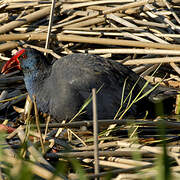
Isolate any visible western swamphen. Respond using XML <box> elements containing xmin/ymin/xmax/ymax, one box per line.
<box><xmin>1</xmin><ymin>48</ymin><xmax>177</xmax><ymax>121</ymax></box>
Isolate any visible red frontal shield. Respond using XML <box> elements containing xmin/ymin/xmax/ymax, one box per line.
<box><xmin>1</xmin><ymin>49</ymin><xmax>25</xmax><ymax>74</ymax></box>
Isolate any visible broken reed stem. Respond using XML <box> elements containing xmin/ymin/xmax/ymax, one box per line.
<box><xmin>44</xmin><ymin>115</ymin><xmax>50</xmax><ymax>143</ymax></box>
<box><xmin>24</xmin><ymin>95</ymin><xmax>33</xmax><ymax>122</ymax></box>
<box><xmin>33</xmin><ymin>96</ymin><xmax>45</xmax><ymax>154</ymax></box>
<box><xmin>92</xmin><ymin>88</ymin><xmax>100</xmax><ymax>178</ymax></box>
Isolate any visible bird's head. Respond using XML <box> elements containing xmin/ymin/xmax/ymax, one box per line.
<box><xmin>1</xmin><ymin>48</ymin><xmax>47</xmax><ymax>74</ymax></box>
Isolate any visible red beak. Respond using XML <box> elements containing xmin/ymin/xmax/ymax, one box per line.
<box><xmin>1</xmin><ymin>49</ymin><xmax>25</xmax><ymax>74</ymax></box>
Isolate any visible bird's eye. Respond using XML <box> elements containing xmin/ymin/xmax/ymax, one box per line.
<box><xmin>22</xmin><ymin>54</ymin><xmax>27</xmax><ymax>59</ymax></box>
<box><xmin>18</xmin><ymin>53</ymin><xmax>27</xmax><ymax>61</ymax></box>
<box><xmin>19</xmin><ymin>54</ymin><xmax>27</xmax><ymax>61</ymax></box>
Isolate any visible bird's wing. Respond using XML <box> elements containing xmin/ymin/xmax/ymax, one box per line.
<box><xmin>51</xmin><ymin>53</ymin><xmax>149</xmax><ymax>92</ymax></box>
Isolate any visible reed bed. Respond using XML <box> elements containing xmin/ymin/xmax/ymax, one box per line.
<box><xmin>0</xmin><ymin>0</ymin><xmax>180</xmax><ymax>179</ymax></box>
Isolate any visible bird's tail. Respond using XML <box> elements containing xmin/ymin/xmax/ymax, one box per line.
<box><xmin>148</xmin><ymin>86</ymin><xmax>179</xmax><ymax>103</ymax></box>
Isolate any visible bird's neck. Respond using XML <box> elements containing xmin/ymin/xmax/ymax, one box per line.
<box><xmin>23</xmin><ymin>67</ymin><xmax>51</xmax><ymax>99</ymax></box>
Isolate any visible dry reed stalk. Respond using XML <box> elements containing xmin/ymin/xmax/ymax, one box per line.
<box><xmin>0</xmin><ymin>42</ymin><xmax>19</xmax><ymax>52</ymax></box>
<box><xmin>63</xmin><ymin>30</ymin><xmax>144</xmax><ymax>36</ymax></box>
<box><xmin>142</xmin><ymin>32</ymin><xmax>169</xmax><ymax>43</ymax></box>
<box><xmin>44</xmin><ymin>115</ymin><xmax>50</xmax><ymax>142</ymax></box>
<box><xmin>107</xmin><ymin>156</ymin><xmax>152</xmax><ymax>166</ymax></box>
<box><xmin>140</xmin><ymin>64</ymin><xmax>159</xmax><ymax>77</ymax></box>
<box><xmin>0</xmin><ymin>33</ymin><xmax>47</xmax><ymax>41</ymax></box>
<box><xmin>45</xmin><ymin>0</ymin><xmax>56</xmax><ymax>50</ymax></box>
<box><xmin>107</xmin><ymin>13</ymin><xmax>137</xmax><ymax>28</ymax></box>
<box><xmin>116</xmin><ymin>32</ymin><xmax>153</xmax><ymax>42</ymax></box>
<box><xmin>96</xmin><ymin>159</ymin><xmax>135</xmax><ymax>169</ymax></box>
<box><xmin>64</xmin><ymin>16</ymin><xmax>106</xmax><ymax>28</ymax></box>
<box><xmin>6</xmin><ymin>126</ymin><xmax>20</xmax><ymax>140</ymax></box>
<box><xmin>46</xmin><ymin>150</ymin><xmax>153</xmax><ymax>159</ymax></box>
<box><xmin>75</xmin><ymin>141</ymin><xmax>119</xmax><ymax>151</ymax></box>
<box><xmin>63</xmin><ymin>29</ymin><xmax>169</xmax><ymax>43</ymax></box>
<box><xmin>63</xmin><ymin>27</ymin><xmax>146</xmax><ymax>31</ymax></box>
<box><xmin>164</xmin><ymin>0</ymin><xmax>180</xmax><ymax>25</ymax></box>
<box><xmin>170</xmin><ymin>62</ymin><xmax>180</xmax><ymax>75</ymax></box>
<box><xmin>77</xmin><ymin>48</ymin><xmax>180</xmax><ymax>56</ymax></box>
<box><xmin>5</xmin><ymin>2</ymin><xmax>50</xmax><ymax>9</ymax></box>
<box><xmin>113</xmin><ymin>173</ymin><xmax>156</xmax><ymax>180</ymax></box>
<box><xmin>133</xmin><ymin>64</ymin><xmax>154</xmax><ymax>74</ymax></box>
<box><xmin>86</xmin><ymin>164</ymin><xmax>153</xmax><ymax>179</ymax></box>
<box><xmin>132</xmin><ymin>19</ymin><xmax>167</xmax><ymax>28</ymax></box>
<box><xmin>155</xmin><ymin>33</ymin><xmax>180</xmax><ymax>38</ymax></box>
<box><xmin>123</xmin><ymin>57</ymin><xmax>180</xmax><ymax>65</ymax></box>
<box><xmin>33</xmin><ymin>96</ymin><xmax>45</xmax><ymax>154</ymax></box>
<box><xmin>86</xmin><ymin>5</ymin><xmax>115</xmax><ymax>11</ymax></box>
<box><xmin>168</xmin><ymin>146</ymin><xmax>180</xmax><ymax>153</ymax></box>
<box><xmin>144</xmin><ymin>76</ymin><xmax>180</xmax><ymax>88</ymax></box>
<box><xmin>92</xmin><ymin>89</ymin><xmax>99</xmax><ymax>178</ymax></box>
<box><xmin>24</xmin><ymin>94</ymin><xmax>33</xmax><ymax>118</ymax></box>
<box><xmin>56</xmin><ymin>34</ymin><xmax>180</xmax><ymax>50</ymax></box>
<box><xmin>0</xmin><ymin>13</ymin><xmax>8</xmax><ymax>23</ymax></box>
<box><xmin>62</xmin><ymin>0</ymin><xmax>133</xmax><ymax>11</ymax></box>
<box><xmin>26</xmin><ymin>119</ymin><xmax>180</xmax><ymax>129</ymax></box>
<box><xmin>23</xmin><ymin>44</ymin><xmax>61</xmax><ymax>59</ymax></box>
<box><xmin>116</xmin><ymin>141</ymin><xmax>180</xmax><ymax>165</ymax></box>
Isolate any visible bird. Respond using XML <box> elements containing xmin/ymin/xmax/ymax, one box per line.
<box><xmin>1</xmin><ymin>48</ymin><xmax>177</xmax><ymax>122</ymax></box>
